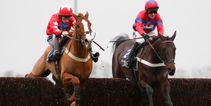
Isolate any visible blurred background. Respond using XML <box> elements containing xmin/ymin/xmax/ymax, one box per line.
<box><xmin>0</xmin><ymin>0</ymin><xmax>211</xmax><ymax>78</ymax></box>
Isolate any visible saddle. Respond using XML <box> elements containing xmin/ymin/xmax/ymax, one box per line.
<box><xmin>121</xmin><ymin>37</ymin><xmax>160</xmax><ymax>69</ymax></box>
<box><xmin>47</xmin><ymin>47</ymin><xmax>67</xmax><ymax>62</ymax></box>
<box><xmin>47</xmin><ymin>37</ymin><xmax>71</xmax><ymax>62</ymax></box>
<box><xmin>121</xmin><ymin>43</ymin><xmax>144</xmax><ymax>69</ymax></box>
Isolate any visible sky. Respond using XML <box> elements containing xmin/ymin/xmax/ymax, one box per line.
<box><xmin>0</xmin><ymin>0</ymin><xmax>211</xmax><ymax>78</ymax></box>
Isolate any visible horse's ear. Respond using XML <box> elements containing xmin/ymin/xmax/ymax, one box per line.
<box><xmin>72</xmin><ymin>13</ymin><xmax>78</xmax><ymax>21</ymax></box>
<box><xmin>171</xmin><ymin>31</ymin><xmax>176</xmax><ymax>41</ymax></box>
<box><xmin>84</xmin><ymin>12</ymin><xmax>89</xmax><ymax>19</ymax></box>
<box><xmin>75</xmin><ymin>13</ymin><xmax>84</xmax><ymax>23</ymax></box>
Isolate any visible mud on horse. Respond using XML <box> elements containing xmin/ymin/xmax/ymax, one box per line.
<box><xmin>112</xmin><ymin>31</ymin><xmax>176</xmax><ymax>106</ymax></box>
<box><xmin>26</xmin><ymin>12</ymin><xmax>94</xmax><ymax>106</ymax></box>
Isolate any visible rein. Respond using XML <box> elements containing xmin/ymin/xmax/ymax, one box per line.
<box><xmin>65</xmin><ymin>33</ymin><xmax>105</xmax><ymax>51</ymax></box>
<box><xmin>145</xmin><ymin>39</ymin><xmax>164</xmax><ymax>63</ymax></box>
<box><xmin>109</xmin><ymin>37</ymin><xmax>143</xmax><ymax>43</ymax></box>
<box><xmin>142</xmin><ymin>38</ymin><xmax>174</xmax><ymax>67</ymax></box>
<box><xmin>135</xmin><ymin>39</ymin><xmax>166</xmax><ymax>68</ymax></box>
<box><xmin>109</xmin><ymin>32</ymin><xmax>143</xmax><ymax>43</ymax></box>
<box><xmin>64</xmin><ymin>34</ymin><xmax>81</xmax><ymax>41</ymax></box>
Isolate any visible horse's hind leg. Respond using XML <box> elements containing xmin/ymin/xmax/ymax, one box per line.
<box><xmin>161</xmin><ymin>81</ymin><xmax>173</xmax><ymax>106</ymax></box>
<box><xmin>112</xmin><ymin>66</ymin><xmax>126</xmax><ymax>79</ymax></box>
<box><xmin>139</xmin><ymin>80</ymin><xmax>154</xmax><ymax>106</ymax></box>
<box><xmin>26</xmin><ymin>53</ymin><xmax>48</xmax><ymax>77</ymax></box>
<box><xmin>112</xmin><ymin>57</ymin><xmax>126</xmax><ymax>79</ymax></box>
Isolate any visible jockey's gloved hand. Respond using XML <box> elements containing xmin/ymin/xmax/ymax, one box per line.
<box><xmin>62</xmin><ymin>31</ymin><xmax>69</xmax><ymax>36</ymax></box>
<box><xmin>159</xmin><ymin>35</ymin><xmax>166</xmax><ymax>41</ymax></box>
<box><xmin>143</xmin><ymin>34</ymin><xmax>150</xmax><ymax>41</ymax></box>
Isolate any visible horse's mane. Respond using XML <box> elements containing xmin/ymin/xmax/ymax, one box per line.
<box><xmin>111</xmin><ymin>33</ymin><xmax>130</xmax><ymax>52</ymax></box>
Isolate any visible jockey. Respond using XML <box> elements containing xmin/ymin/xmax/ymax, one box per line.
<box><xmin>127</xmin><ymin>0</ymin><xmax>164</xmax><ymax>69</ymax></box>
<box><xmin>46</xmin><ymin>5</ymin><xmax>99</xmax><ymax>62</ymax></box>
<box><xmin>46</xmin><ymin>5</ymin><xmax>75</xmax><ymax>61</ymax></box>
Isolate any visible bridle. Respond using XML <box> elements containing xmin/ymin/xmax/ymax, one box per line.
<box><xmin>136</xmin><ymin>37</ymin><xmax>175</xmax><ymax>68</ymax></box>
<box><xmin>66</xmin><ymin>17</ymin><xmax>95</xmax><ymax>50</ymax></box>
<box><xmin>148</xmin><ymin>38</ymin><xmax>175</xmax><ymax>65</ymax></box>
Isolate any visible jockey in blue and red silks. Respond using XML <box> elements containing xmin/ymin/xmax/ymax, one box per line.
<box><xmin>46</xmin><ymin>5</ymin><xmax>75</xmax><ymax>62</ymax></box>
<box><xmin>46</xmin><ymin>5</ymin><xmax>99</xmax><ymax>62</ymax></box>
<box><xmin>127</xmin><ymin>0</ymin><xmax>164</xmax><ymax>69</ymax></box>
<box><xmin>134</xmin><ymin>0</ymin><xmax>164</xmax><ymax>37</ymax></box>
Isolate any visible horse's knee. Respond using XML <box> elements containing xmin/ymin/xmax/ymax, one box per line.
<box><xmin>145</xmin><ymin>84</ymin><xmax>154</xmax><ymax>95</ymax></box>
<box><xmin>62</xmin><ymin>72</ymin><xmax>80</xmax><ymax>87</ymax></box>
<box><xmin>139</xmin><ymin>81</ymin><xmax>154</xmax><ymax>95</ymax></box>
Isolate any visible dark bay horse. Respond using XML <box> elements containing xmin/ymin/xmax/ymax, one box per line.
<box><xmin>112</xmin><ymin>32</ymin><xmax>176</xmax><ymax>106</ymax></box>
<box><xmin>26</xmin><ymin>12</ymin><xmax>94</xmax><ymax>106</ymax></box>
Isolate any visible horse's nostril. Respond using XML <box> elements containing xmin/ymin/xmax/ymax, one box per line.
<box><xmin>169</xmin><ymin>69</ymin><xmax>175</xmax><ymax>76</ymax></box>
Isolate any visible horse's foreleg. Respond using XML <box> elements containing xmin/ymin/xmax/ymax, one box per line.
<box><xmin>73</xmin><ymin>85</ymin><xmax>80</xmax><ymax>104</ymax></box>
<box><xmin>139</xmin><ymin>80</ymin><xmax>154</xmax><ymax>106</ymax></box>
<box><xmin>62</xmin><ymin>72</ymin><xmax>80</xmax><ymax>105</ymax></box>
<box><xmin>161</xmin><ymin>81</ymin><xmax>173</xmax><ymax>106</ymax></box>
<box><xmin>62</xmin><ymin>72</ymin><xmax>80</xmax><ymax>87</ymax></box>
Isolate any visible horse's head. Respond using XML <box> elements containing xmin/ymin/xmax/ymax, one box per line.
<box><xmin>155</xmin><ymin>31</ymin><xmax>176</xmax><ymax>75</ymax></box>
<box><xmin>72</xmin><ymin>12</ymin><xmax>95</xmax><ymax>49</ymax></box>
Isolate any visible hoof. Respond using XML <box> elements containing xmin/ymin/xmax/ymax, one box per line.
<box><xmin>70</xmin><ymin>101</ymin><xmax>79</xmax><ymax>106</ymax></box>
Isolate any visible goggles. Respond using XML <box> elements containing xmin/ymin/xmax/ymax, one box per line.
<box><xmin>61</xmin><ymin>16</ymin><xmax>71</xmax><ymax>20</ymax></box>
<box><xmin>148</xmin><ymin>8</ymin><xmax>158</xmax><ymax>14</ymax></box>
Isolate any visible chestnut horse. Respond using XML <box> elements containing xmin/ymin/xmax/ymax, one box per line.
<box><xmin>26</xmin><ymin>12</ymin><xmax>94</xmax><ymax>106</ymax></box>
<box><xmin>112</xmin><ymin>31</ymin><xmax>176</xmax><ymax>106</ymax></box>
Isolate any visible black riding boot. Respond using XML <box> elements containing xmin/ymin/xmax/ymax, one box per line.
<box><xmin>127</xmin><ymin>42</ymin><xmax>141</xmax><ymax>69</ymax></box>
<box><xmin>53</xmin><ymin>42</ymin><xmax>61</xmax><ymax>60</ymax></box>
<box><xmin>59</xmin><ymin>36</ymin><xmax>70</xmax><ymax>53</ymax></box>
<box><xmin>89</xmin><ymin>48</ymin><xmax>100</xmax><ymax>63</ymax></box>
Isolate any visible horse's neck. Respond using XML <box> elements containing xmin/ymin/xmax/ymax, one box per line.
<box><xmin>141</xmin><ymin>46</ymin><xmax>160</xmax><ymax>63</ymax></box>
<box><xmin>68</xmin><ymin>39</ymin><xmax>89</xmax><ymax>58</ymax></box>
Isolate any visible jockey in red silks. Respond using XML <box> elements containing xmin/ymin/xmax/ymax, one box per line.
<box><xmin>46</xmin><ymin>5</ymin><xmax>99</xmax><ymax>62</ymax></box>
<box><xmin>46</xmin><ymin>5</ymin><xmax>75</xmax><ymax>62</ymax></box>
<box><xmin>127</xmin><ymin>0</ymin><xmax>164</xmax><ymax>69</ymax></box>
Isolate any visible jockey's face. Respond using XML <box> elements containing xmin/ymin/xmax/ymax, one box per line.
<box><xmin>148</xmin><ymin>12</ymin><xmax>156</xmax><ymax>19</ymax></box>
<box><xmin>147</xmin><ymin>8</ymin><xmax>158</xmax><ymax>19</ymax></box>
<box><xmin>61</xmin><ymin>16</ymin><xmax>71</xmax><ymax>24</ymax></box>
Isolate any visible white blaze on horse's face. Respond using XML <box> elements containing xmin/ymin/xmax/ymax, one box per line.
<box><xmin>82</xmin><ymin>19</ymin><xmax>92</xmax><ymax>42</ymax></box>
<box><xmin>82</xmin><ymin>19</ymin><xmax>89</xmax><ymax>33</ymax></box>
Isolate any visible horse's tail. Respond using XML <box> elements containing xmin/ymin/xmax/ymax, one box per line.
<box><xmin>111</xmin><ymin>33</ymin><xmax>130</xmax><ymax>53</ymax></box>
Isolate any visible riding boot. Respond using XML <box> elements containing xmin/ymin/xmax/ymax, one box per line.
<box><xmin>89</xmin><ymin>48</ymin><xmax>100</xmax><ymax>62</ymax></box>
<box><xmin>59</xmin><ymin>36</ymin><xmax>70</xmax><ymax>53</ymax></box>
<box><xmin>53</xmin><ymin>42</ymin><xmax>60</xmax><ymax>60</ymax></box>
<box><xmin>127</xmin><ymin>42</ymin><xmax>141</xmax><ymax>69</ymax></box>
